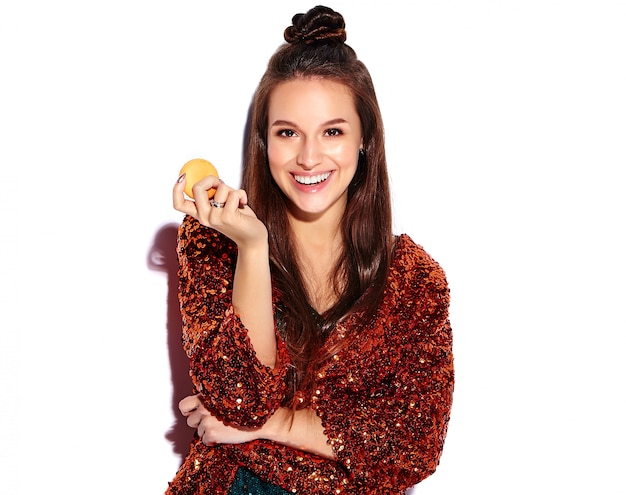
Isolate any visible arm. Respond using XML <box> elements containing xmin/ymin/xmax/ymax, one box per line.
<box><xmin>173</xmin><ymin>175</ymin><xmax>287</xmax><ymax>427</ymax></box>
<box><xmin>175</xmin><ymin>174</ymin><xmax>277</xmax><ymax>368</ymax></box>
<box><xmin>176</xmin><ymin>215</ymin><xmax>289</xmax><ymax>427</ymax></box>
<box><xmin>232</xmin><ymin>238</ymin><xmax>276</xmax><ymax>367</ymax></box>
<box><xmin>180</xmin><ymin>395</ymin><xmax>336</xmax><ymax>460</ymax></box>
<box><xmin>324</xmin><ymin>320</ymin><xmax>454</xmax><ymax>488</ymax></box>
<box><xmin>315</xmin><ymin>240</ymin><xmax>454</xmax><ymax>490</ymax></box>
<box><xmin>262</xmin><ymin>407</ymin><xmax>336</xmax><ymax>459</ymax></box>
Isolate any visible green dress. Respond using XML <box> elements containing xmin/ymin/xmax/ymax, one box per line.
<box><xmin>227</xmin><ymin>468</ymin><xmax>290</xmax><ymax>495</ymax></box>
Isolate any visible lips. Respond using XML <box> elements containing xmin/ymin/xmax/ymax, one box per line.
<box><xmin>293</xmin><ymin>172</ymin><xmax>332</xmax><ymax>185</ymax></box>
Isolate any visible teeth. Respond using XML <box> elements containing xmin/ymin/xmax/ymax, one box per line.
<box><xmin>294</xmin><ymin>172</ymin><xmax>331</xmax><ymax>185</ymax></box>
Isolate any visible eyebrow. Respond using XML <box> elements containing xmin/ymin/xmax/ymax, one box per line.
<box><xmin>270</xmin><ymin>118</ymin><xmax>350</xmax><ymax>128</ymax></box>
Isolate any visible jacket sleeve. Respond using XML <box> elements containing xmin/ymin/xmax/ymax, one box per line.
<box><xmin>177</xmin><ymin>215</ymin><xmax>289</xmax><ymax>428</ymax></box>
<box><xmin>314</xmin><ymin>238</ymin><xmax>454</xmax><ymax>491</ymax></box>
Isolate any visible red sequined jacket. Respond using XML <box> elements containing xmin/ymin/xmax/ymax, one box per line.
<box><xmin>166</xmin><ymin>215</ymin><xmax>454</xmax><ymax>495</ymax></box>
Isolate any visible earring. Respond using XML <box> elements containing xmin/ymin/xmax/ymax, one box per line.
<box><xmin>359</xmin><ymin>148</ymin><xmax>365</xmax><ymax>157</ymax></box>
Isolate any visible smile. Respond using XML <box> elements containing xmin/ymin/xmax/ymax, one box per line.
<box><xmin>293</xmin><ymin>172</ymin><xmax>331</xmax><ymax>185</ymax></box>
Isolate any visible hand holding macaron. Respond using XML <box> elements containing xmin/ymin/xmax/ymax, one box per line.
<box><xmin>173</xmin><ymin>158</ymin><xmax>268</xmax><ymax>248</ymax></box>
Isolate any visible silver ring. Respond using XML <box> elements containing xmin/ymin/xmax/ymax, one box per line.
<box><xmin>210</xmin><ymin>199</ymin><xmax>225</xmax><ymax>208</ymax></box>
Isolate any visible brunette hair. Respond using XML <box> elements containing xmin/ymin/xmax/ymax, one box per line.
<box><xmin>241</xmin><ymin>5</ymin><xmax>394</xmax><ymax>404</ymax></box>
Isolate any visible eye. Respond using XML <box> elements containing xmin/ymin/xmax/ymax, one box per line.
<box><xmin>277</xmin><ymin>129</ymin><xmax>297</xmax><ymax>137</ymax></box>
<box><xmin>325</xmin><ymin>128</ymin><xmax>343</xmax><ymax>137</ymax></box>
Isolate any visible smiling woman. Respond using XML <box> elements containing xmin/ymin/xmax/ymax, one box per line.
<box><xmin>168</xmin><ymin>5</ymin><xmax>453</xmax><ymax>494</ymax></box>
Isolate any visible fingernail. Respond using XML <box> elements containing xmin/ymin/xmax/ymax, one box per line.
<box><xmin>177</xmin><ymin>173</ymin><xmax>186</xmax><ymax>183</ymax></box>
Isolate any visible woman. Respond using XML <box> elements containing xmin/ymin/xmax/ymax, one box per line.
<box><xmin>168</xmin><ymin>6</ymin><xmax>454</xmax><ymax>494</ymax></box>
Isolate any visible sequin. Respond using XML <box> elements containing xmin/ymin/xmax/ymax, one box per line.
<box><xmin>166</xmin><ymin>216</ymin><xmax>454</xmax><ymax>495</ymax></box>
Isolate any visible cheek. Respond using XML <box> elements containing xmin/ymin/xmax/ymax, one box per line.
<box><xmin>267</xmin><ymin>138</ymin><xmax>294</xmax><ymax>169</ymax></box>
<box><xmin>327</xmin><ymin>136</ymin><xmax>360</xmax><ymax>158</ymax></box>
<box><xmin>266</xmin><ymin>136</ymin><xmax>281</xmax><ymax>161</ymax></box>
<box><xmin>331</xmin><ymin>142</ymin><xmax>360</xmax><ymax>166</ymax></box>
<box><xmin>266</xmin><ymin>143</ymin><xmax>283</xmax><ymax>182</ymax></box>
<box><xmin>266</xmin><ymin>144</ymin><xmax>278</xmax><ymax>173</ymax></box>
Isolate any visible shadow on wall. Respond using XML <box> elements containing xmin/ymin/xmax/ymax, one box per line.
<box><xmin>148</xmin><ymin>222</ymin><xmax>195</xmax><ymax>464</ymax></box>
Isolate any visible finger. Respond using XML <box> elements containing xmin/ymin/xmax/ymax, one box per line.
<box><xmin>173</xmin><ymin>174</ymin><xmax>199</xmax><ymax>217</ymax></box>
<box><xmin>201</xmin><ymin>434</ymin><xmax>215</xmax><ymax>446</ymax></box>
<box><xmin>199</xmin><ymin>424</ymin><xmax>215</xmax><ymax>446</ymax></box>
<box><xmin>207</xmin><ymin>181</ymin><xmax>231</xmax><ymax>207</ymax></box>
<box><xmin>208</xmin><ymin>189</ymin><xmax>247</xmax><ymax>223</ymax></box>
<box><xmin>223</xmin><ymin>188</ymin><xmax>248</xmax><ymax>212</ymax></box>
<box><xmin>191</xmin><ymin>175</ymin><xmax>223</xmax><ymax>205</ymax></box>
<box><xmin>178</xmin><ymin>394</ymin><xmax>201</xmax><ymax>415</ymax></box>
<box><xmin>196</xmin><ymin>179</ymin><xmax>232</xmax><ymax>224</ymax></box>
<box><xmin>195</xmin><ymin>416</ymin><xmax>216</xmax><ymax>444</ymax></box>
<box><xmin>187</xmin><ymin>413</ymin><xmax>201</xmax><ymax>428</ymax></box>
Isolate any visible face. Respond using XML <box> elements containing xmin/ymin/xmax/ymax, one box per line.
<box><xmin>267</xmin><ymin>78</ymin><xmax>363</xmax><ymax>222</ymax></box>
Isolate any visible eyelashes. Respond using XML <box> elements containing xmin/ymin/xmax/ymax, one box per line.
<box><xmin>274</xmin><ymin>128</ymin><xmax>344</xmax><ymax>137</ymax></box>
<box><xmin>325</xmin><ymin>128</ymin><xmax>343</xmax><ymax>137</ymax></box>
<box><xmin>276</xmin><ymin>129</ymin><xmax>297</xmax><ymax>137</ymax></box>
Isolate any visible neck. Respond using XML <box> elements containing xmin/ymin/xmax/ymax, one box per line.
<box><xmin>286</xmin><ymin>198</ymin><xmax>345</xmax><ymax>246</ymax></box>
<box><xmin>287</xmin><ymin>210</ymin><xmax>344</xmax><ymax>315</ymax></box>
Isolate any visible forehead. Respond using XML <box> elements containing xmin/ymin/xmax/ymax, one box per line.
<box><xmin>268</xmin><ymin>78</ymin><xmax>357</xmax><ymax>120</ymax></box>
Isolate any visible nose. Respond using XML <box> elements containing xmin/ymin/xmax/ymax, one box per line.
<box><xmin>296</xmin><ymin>138</ymin><xmax>322</xmax><ymax>170</ymax></box>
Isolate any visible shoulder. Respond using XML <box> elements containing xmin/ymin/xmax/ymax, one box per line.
<box><xmin>386</xmin><ymin>234</ymin><xmax>450</xmax><ymax>314</ymax></box>
<box><xmin>392</xmin><ymin>234</ymin><xmax>448</xmax><ymax>288</ymax></box>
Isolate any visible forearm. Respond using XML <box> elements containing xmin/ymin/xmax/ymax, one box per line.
<box><xmin>262</xmin><ymin>407</ymin><xmax>336</xmax><ymax>460</ymax></box>
<box><xmin>232</xmin><ymin>241</ymin><xmax>277</xmax><ymax>368</ymax></box>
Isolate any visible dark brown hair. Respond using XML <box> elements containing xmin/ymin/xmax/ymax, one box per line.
<box><xmin>241</xmin><ymin>5</ymin><xmax>394</xmax><ymax>404</ymax></box>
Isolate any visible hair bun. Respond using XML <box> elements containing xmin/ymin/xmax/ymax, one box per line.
<box><xmin>284</xmin><ymin>5</ymin><xmax>346</xmax><ymax>45</ymax></box>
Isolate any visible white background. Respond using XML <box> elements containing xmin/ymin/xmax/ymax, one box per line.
<box><xmin>1</xmin><ymin>1</ymin><xmax>625</xmax><ymax>493</ymax></box>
